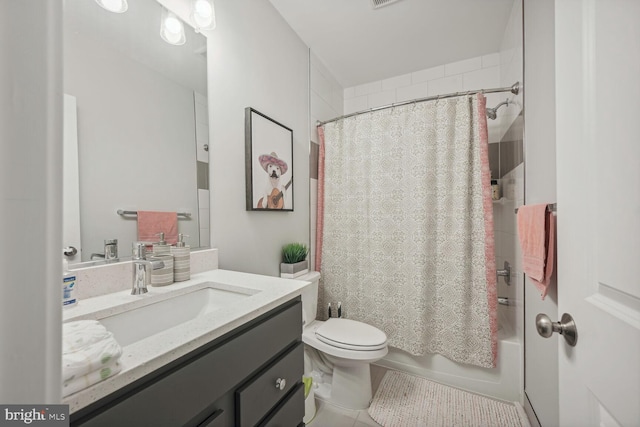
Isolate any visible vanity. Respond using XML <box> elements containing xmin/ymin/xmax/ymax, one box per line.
<box><xmin>64</xmin><ymin>267</ymin><xmax>310</xmax><ymax>427</ymax></box>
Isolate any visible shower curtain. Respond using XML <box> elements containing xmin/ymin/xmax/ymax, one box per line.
<box><xmin>316</xmin><ymin>94</ymin><xmax>497</xmax><ymax>368</ymax></box>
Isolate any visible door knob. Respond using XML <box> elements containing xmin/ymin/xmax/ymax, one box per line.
<box><xmin>536</xmin><ymin>313</ymin><xmax>578</xmax><ymax>346</ymax></box>
<box><xmin>63</xmin><ymin>246</ymin><xmax>78</xmax><ymax>257</ymax></box>
<box><xmin>275</xmin><ymin>378</ymin><xmax>286</xmax><ymax>391</ymax></box>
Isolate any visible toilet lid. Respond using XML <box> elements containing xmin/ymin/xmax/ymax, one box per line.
<box><xmin>315</xmin><ymin>318</ymin><xmax>387</xmax><ymax>351</ymax></box>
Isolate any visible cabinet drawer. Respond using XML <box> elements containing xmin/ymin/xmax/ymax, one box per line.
<box><xmin>258</xmin><ymin>383</ymin><xmax>304</xmax><ymax>427</ymax></box>
<box><xmin>236</xmin><ymin>342</ymin><xmax>303</xmax><ymax>427</ymax></box>
<box><xmin>73</xmin><ymin>299</ymin><xmax>301</xmax><ymax>427</ymax></box>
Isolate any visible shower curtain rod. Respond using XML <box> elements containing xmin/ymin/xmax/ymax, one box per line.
<box><xmin>316</xmin><ymin>81</ymin><xmax>520</xmax><ymax>126</ymax></box>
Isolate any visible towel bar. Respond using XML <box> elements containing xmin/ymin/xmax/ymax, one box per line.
<box><xmin>514</xmin><ymin>203</ymin><xmax>556</xmax><ymax>215</ymax></box>
<box><xmin>117</xmin><ymin>209</ymin><xmax>191</xmax><ymax>218</ymax></box>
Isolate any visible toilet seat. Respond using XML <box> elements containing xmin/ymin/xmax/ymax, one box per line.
<box><xmin>315</xmin><ymin>318</ymin><xmax>387</xmax><ymax>351</ymax></box>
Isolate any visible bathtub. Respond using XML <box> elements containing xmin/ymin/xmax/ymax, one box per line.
<box><xmin>375</xmin><ymin>308</ymin><xmax>522</xmax><ymax>402</ymax></box>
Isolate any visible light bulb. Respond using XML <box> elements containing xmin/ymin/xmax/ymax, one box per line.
<box><xmin>160</xmin><ymin>9</ymin><xmax>186</xmax><ymax>46</ymax></box>
<box><xmin>190</xmin><ymin>0</ymin><xmax>216</xmax><ymax>31</ymax></box>
<box><xmin>95</xmin><ymin>0</ymin><xmax>128</xmax><ymax>13</ymax></box>
<box><xmin>164</xmin><ymin>16</ymin><xmax>182</xmax><ymax>34</ymax></box>
<box><xmin>194</xmin><ymin>0</ymin><xmax>212</xmax><ymax>18</ymax></box>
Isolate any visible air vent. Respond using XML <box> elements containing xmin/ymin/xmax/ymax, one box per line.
<box><xmin>371</xmin><ymin>0</ymin><xmax>402</xmax><ymax>9</ymax></box>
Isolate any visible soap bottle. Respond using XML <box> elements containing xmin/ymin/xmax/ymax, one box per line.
<box><xmin>171</xmin><ymin>233</ymin><xmax>191</xmax><ymax>282</ymax></box>
<box><xmin>62</xmin><ymin>259</ymin><xmax>78</xmax><ymax>308</ymax></box>
<box><xmin>491</xmin><ymin>179</ymin><xmax>501</xmax><ymax>200</ymax></box>
<box><xmin>152</xmin><ymin>232</ymin><xmax>171</xmax><ymax>255</ymax></box>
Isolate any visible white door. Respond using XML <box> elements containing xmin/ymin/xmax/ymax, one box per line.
<box><xmin>555</xmin><ymin>1</ymin><xmax>640</xmax><ymax>426</ymax></box>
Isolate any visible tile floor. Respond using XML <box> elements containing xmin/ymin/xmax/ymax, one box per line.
<box><xmin>306</xmin><ymin>364</ymin><xmax>387</xmax><ymax>427</ymax></box>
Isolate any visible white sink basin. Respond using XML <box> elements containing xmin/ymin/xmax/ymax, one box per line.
<box><xmin>100</xmin><ymin>282</ymin><xmax>259</xmax><ymax>347</ymax></box>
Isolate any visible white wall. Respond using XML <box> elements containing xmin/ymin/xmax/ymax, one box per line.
<box><xmin>523</xmin><ymin>1</ymin><xmax>559</xmax><ymax>425</ymax></box>
<box><xmin>0</xmin><ymin>1</ymin><xmax>62</xmax><ymax>403</ymax></box>
<box><xmin>309</xmin><ymin>51</ymin><xmax>344</xmax><ymax>272</ymax></box>
<box><xmin>208</xmin><ymin>0</ymin><xmax>310</xmax><ymax>276</ymax></box>
<box><xmin>64</xmin><ymin>28</ymin><xmax>201</xmax><ymax>260</ymax></box>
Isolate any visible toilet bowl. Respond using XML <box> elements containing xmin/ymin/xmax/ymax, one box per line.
<box><xmin>298</xmin><ymin>271</ymin><xmax>388</xmax><ymax>410</ymax></box>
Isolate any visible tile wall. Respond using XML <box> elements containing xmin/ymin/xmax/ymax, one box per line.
<box><xmin>194</xmin><ymin>92</ymin><xmax>210</xmax><ymax>248</ymax></box>
<box><xmin>343</xmin><ymin>54</ymin><xmax>504</xmax><ymax>141</ymax></box>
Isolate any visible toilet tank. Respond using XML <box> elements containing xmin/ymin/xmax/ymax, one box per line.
<box><xmin>297</xmin><ymin>271</ymin><xmax>320</xmax><ymax>327</ymax></box>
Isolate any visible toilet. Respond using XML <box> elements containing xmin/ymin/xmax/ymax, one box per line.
<box><xmin>298</xmin><ymin>271</ymin><xmax>388</xmax><ymax>410</ymax></box>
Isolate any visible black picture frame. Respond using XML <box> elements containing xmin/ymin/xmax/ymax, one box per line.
<box><xmin>245</xmin><ymin>108</ymin><xmax>294</xmax><ymax>211</ymax></box>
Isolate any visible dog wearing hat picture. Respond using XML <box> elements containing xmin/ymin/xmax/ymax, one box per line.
<box><xmin>257</xmin><ymin>152</ymin><xmax>292</xmax><ymax>209</ymax></box>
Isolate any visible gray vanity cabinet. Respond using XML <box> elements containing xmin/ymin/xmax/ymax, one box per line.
<box><xmin>70</xmin><ymin>298</ymin><xmax>304</xmax><ymax>427</ymax></box>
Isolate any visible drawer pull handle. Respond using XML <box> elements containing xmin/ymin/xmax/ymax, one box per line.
<box><xmin>275</xmin><ymin>378</ymin><xmax>286</xmax><ymax>391</ymax></box>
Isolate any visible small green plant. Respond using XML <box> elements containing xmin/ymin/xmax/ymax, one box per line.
<box><xmin>282</xmin><ymin>243</ymin><xmax>308</xmax><ymax>264</ymax></box>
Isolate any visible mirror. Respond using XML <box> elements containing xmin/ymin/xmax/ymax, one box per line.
<box><xmin>63</xmin><ymin>0</ymin><xmax>209</xmax><ymax>265</ymax></box>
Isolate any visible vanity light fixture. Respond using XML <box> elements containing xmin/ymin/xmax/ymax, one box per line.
<box><xmin>95</xmin><ymin>0</ymin><xmax>128</xmax><ymax>13</ymax></box>
<box><xmin>160</xmin><ymin>8</ymin><xmax>186</xmax><ymax>46</ymax></box>
<box><xmin>190</xmin><ymin>0</ymin><xmax>216</xmax><ymax>32</ymax></box>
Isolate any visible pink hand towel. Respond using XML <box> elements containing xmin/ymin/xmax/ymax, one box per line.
<box><xmin>137</xmin><ymin>211</ymin><xmax>178</xmax><ymax>245</ymax></box>
<box><xmin>517</xmin><ymin>204</ymin><xmax>556</xmax><ymax>299</ymax></box>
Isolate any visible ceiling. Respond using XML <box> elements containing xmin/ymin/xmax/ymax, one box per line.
<box><xmin>269</xmin><ymin>0</ymin><xmax>515</xmax><ymax>88</ymax></box>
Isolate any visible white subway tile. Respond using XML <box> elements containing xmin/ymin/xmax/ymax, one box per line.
<box><xmin>198</xmin><ymin>189</ymin><xmax>210</xmax><ymax>208</ymax></box>
<box><xmin>427</xmin><ymin>75</ymin><xmax>463</xmax><ymax>96</ymax></box>
<box><xmin>482</xmin><ymin>53</ymin><xmax>500</xmax><ymax>68</ymax></box>
<box><xmin>381</xmin><ymin>73</ymin><xmax>412</xmax><ymax>91</ymax></box>
<box><xmin>395</xmin><ymin>82</ymin><xmax>428</xmax><ymax>103</ymax></box>
<box><xmin>412</xmin><ymin>65</ymin><xmax>445</xmax><ymax>83</ymax></box>
<box><xmin>344</xmin><ymin>95</ymin><xmax>369</xmax><ymax>114</ymax></box>
<box><xmin>199</xmin><ymin>208</ymin><xmax>210</xmax><ymax>229</ymax></box>
<box><xmin>199</xmin><ymin>228</ymin><xmax>210</xmax><ymax>247</ymax></box>
<box><xmin>344</xmin><ymin>87</ymin><xmax>355</xmax><ymax>99</ymax></box>
<box><xmin>310</xmin><ymin>117</ymin><xmax>319</xmax><ymax>143</ymax></box>
<box><xmin>354</xmin><ymin>80</ymin><xmax>382</xmax><ymax>97</ymax></box>
<box><xmin>463</xmin><ymin>66</ymin><xmax>501</xmax><ymax>91</ymax></box>
<box><xmin>368</xmin><ymin>90</ymin><xmax>396</xmax><ymax>109</ymax></box>
<box><xmin>445</xmin><ymin>56</ymin><xmax>482</xmax><ymax>76</ymax></box>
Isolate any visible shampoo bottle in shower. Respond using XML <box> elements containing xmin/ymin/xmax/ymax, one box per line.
<box><xmin>491</xmin><ymin>179</ymin><xmax>501</xmax><ymax>200</ymax></box>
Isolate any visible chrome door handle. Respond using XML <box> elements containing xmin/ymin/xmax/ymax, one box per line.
<box><xmin>63</xmin><ymin>246</ymin><xmax>78</xmax><ymax>257</ymax></box>
<box><xmin>536</xmin><ymin>313</ymin><xmax>578</xmax><ymax>346</ymax></box>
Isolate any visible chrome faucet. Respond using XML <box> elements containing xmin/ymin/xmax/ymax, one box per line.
<box><xmin>131</xmin><ymin>243</ymin><xmax>164</xmax><ymax>295</ymax></box>
<box><xmin>91</xmin><ymin>239</ymin><xmax>119</xmax><ymax>262</ymax></box>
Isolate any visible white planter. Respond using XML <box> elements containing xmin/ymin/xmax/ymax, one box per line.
<box><xmin>280</xmin><ymin>260</ymin><xmax>309</xmax><ymax>278</ymax></box>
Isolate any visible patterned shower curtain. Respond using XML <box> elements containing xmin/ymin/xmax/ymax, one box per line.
<box><xmin>316</xmin><ymin>94</ymin><xmax>498</xmax><ymax>368</ymax></box>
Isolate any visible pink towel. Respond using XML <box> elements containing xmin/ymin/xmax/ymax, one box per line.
<box><xmin>137</xmin><ymin>211</ymin><xmax>178</xmax><ymax>245</ymax></box>
<box><xmin>517</xmin><ymin>204</ymin><xmax>556</xmax><ymax>299</ymax></box>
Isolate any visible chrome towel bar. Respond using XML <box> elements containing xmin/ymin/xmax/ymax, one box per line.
<box><xmin>514</xmin><ymin>203</ymin><xmax>556</xmax><ymax>215</ymax></box>
<box><xmin>117</xmin><ymin>209</ymin><xmax>191</xmax><ymax>218</ymax></box>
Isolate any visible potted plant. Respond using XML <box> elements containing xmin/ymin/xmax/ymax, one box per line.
<box><xmin>280</xmin><ymin>243</ymin><xmax>309</xmax><ymax>278</ymax></box>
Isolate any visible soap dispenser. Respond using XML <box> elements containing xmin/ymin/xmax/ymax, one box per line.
<box><xmin>147</xmin><ymin>232</ymin><xmax>173</xmax><ymax>286</ymax></box>
<box><xmin>152</xmin><ymin>232</ymin><xmax>171</xmax><ymax>255</ymax></box>
<box><xmin>171</xmin><ymin>233</ymin><xmax>191</xmax><ymax>282</ymax></box>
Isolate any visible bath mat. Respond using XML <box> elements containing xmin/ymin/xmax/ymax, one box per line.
<box><xmin>368</xmin><ymin>371</ymin><xmax>530</xmax><ymax>427</ymax></box>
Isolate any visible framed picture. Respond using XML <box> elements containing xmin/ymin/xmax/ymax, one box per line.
<box><xmin>245</xmin><ymin>108</ymin><xmax>294</xmax><ymax>211</ymax></box>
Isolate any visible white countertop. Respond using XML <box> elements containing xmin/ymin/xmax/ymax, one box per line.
<box><xmin>62</xmin><ymin>269</ymin><xmax>311</xmax><ymax>413</ymax></box>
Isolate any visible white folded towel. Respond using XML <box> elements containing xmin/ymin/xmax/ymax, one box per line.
<box><xmin>63</xmin><ymin>320</ymin><xmax>112</xmax><ymax>353</ymax></box>
<box><xmin>62</xmin><ymin>320</ymin><xmax>122</xmax><ymax>383</ymax></box>
<box><xmin>62</xmin><ymin>360</ymin><xmax>122</xmax><ymax>397</ymax></box>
